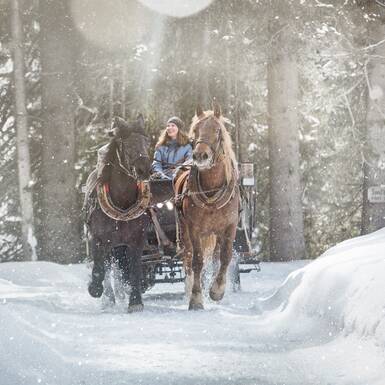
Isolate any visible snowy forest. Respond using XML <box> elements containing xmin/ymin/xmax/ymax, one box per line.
<box><xmin>2</xmin><ymin>1</ymin><xmax>385</xmax><ymax>385</ymax></box>
<box><xmin>1</xmin><ymin>0</ymin><xmax>385</xmax><ymax>263</ymax></box>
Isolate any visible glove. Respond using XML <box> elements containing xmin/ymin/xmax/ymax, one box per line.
<box><xmin>151</xmin><ymin>171</ymin><xmax>169</xmax><ymax>180</ymax></box>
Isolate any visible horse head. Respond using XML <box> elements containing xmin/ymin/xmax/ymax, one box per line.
<box><xmin>191</xmin><ymin>101</ymin><xmax>224</xmax><ymax>170</ymax></box>
<box><xmin>109</xmin><ymin>114</ymin><xmax>151</xmax><ymax>180</ymax></box>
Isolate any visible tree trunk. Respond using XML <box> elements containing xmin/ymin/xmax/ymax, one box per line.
<box><xmin>361</xmin><ymin>7</ymin><xmax>385</xmax><ymax>234</ymax></box>
<box><xmin>11</xmin><ymin>0</ymin><xmax>37</xmax><ymax>261</ymax></box>
<box><xmin>267</xmin><ymin>6</ymin><xmax>306</xmax><ymax>261</ymax></box>
<box><xmin>39</xmin><ymin>0</ymin><xmax>81</xmax><ymax>263</ymax></box>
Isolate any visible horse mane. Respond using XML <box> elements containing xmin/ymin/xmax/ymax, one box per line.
<box><xmin>96</xmin><ymin>138</ymin><xmax>117</xmax><ymax>184</ymax></box>
<box><xmin>189</xmin><ymin>110</ymin><xmax>238</xmax><ymax>184</ymax></box>
<box><xmin>106</xmin><ymin>138</ymin><xmax>117</xmax><ymax>161</ymax></box>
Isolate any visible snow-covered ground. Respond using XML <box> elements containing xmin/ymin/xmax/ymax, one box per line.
<box><xmin>1</xmin><ymin>229</ymin><xmax>385</xmax><ymax>385</ymax></box>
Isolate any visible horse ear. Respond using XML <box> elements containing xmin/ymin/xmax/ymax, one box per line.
<box><xmin>196</xmin><ymin>104</ymin><xmax>204</xmax><ymax>119</ymax></box>
<box><xmin>212</xmin><ymin>99</ymin><xmax>221</xmax><ymax>118</ymax></box>
<box><xmin>137</xmin><ymin>113</ymin><xmax>145</xmax><ymax>129</ymax></box>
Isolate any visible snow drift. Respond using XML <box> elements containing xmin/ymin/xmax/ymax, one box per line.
<box><xmin>258</xmin><ymin>228</ymin><xmax>385</xmax><ymax>347</ymax></box>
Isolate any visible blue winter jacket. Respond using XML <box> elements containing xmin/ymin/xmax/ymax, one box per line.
<box><xmin>152</xmin><ymin>140</ymin><xmax>193</xmax><ymax>179</ymax></box>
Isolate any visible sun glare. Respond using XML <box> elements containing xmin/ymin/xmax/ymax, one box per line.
<box><xmin>138</xmin><ymin>0</ymin><xmax>215</xmax><ymax>18</ymax></box>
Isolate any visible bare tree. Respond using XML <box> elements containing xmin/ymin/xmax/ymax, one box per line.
<box><xmin>267</xmin><ymin>2</ymin><xmax>306</xmax><ymax>261</ymax></box>
<box><xmin>10</xmin><ymin>0</ymin><xmax>37</xmax><ymax>261</ymax></box>
<box><xmin>39</xmin><ymin>0</ymin><xmax>81</xmax><ymax>263</ymax></box>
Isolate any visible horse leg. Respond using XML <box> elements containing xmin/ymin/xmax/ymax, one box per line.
<box><xmin>117</xmin><ymin>247</ymin><xmax>144</xmax><ymax>313</ymax></box>
<box><xmin>202</xmin><ymin>238</ymin><xmax>220</xmax><ymax>291</ymax></box>
<box><xmin>88</xmin><ymin>240</ymin><xmax>108</xmax><ymax>298</ymax></box>
<box><xmin>128</xmin><ymin>249</ymin><xmax>144</xmax><ymax>313</ymax></box>
<box><xmin>209</xmin><ymin>225</ymin><xmax>236</xmax><ymax>301</ymax></box>
<box><xmin>189</xmin><ymin>236</ymin><xmax>204</xmax><ymax>310</ymax></box>
<box><xmin>101</xmin><ymin>256</ymin><xmax>116</xmax><ymax>307</ymax></box>
<box><xmin>181</xmin><ymin>220</ymin><xmax>193</xmax><ymax>298</ymax></box>
<box><xmin>112</xmin><ymin>263</ymin><xmax>126</xmax><ymax>301</ymax></box>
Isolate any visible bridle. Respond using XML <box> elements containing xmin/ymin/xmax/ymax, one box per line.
<box><xmin>114</xmin><ymin>133</ymin><xmax>150</xmax><ymax>180</ymax></box>
<box><xmin>193</xmin><ymin>116</ymin><xmax>224</xmax><ymax>166</ymax></box>
<box><xmin>114</xmin><ymin>138</ymin><xmax>138</xmax><ymax>179</ymax></box>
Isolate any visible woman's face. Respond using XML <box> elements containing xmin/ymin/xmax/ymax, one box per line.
<box><xmin>166</xmin><ymin>123</ymin><xmax>179</xmax><ymax>140</ymax></box>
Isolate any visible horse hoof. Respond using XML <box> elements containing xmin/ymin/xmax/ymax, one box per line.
<box><xmin>209</xmin><ymin>285</ymin><xmax>225</xmax><ymax>301</ymax></box>
<box><xmin>128</xmin><ymin>303</ymin><xmax>144</xmax><ymax>313</ymax></box>
<box><xmin>188</xmin><ymin>302</ymin><xmax>204</xmax><ymax>311</ymax></box>
<box><xmin>88</xmin><ymin>281</ymin><xmax>104</xmax><ymax>298</ymax></box>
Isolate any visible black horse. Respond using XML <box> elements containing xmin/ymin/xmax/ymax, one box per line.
<box><xmin>84</xmin><ymin>115</ymin><xmax>151</xmax><ymax>313</ymax></box>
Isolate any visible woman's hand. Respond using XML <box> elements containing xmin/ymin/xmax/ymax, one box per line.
<box><xmin>151</xmin><ymin>171</ymin><xmax>170</xmax><ymax>180</ymax></box>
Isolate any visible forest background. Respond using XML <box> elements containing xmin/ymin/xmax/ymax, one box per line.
<box><xmin>1</xmin><ymin>0</ymin><xmax>385</xmax><ymax>264</ymax></box>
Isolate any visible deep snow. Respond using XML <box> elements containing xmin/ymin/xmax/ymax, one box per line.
<box><xmin>1</xmin><ymin>229</ymin><xmax>385</xmax><ymax>385</ymax></box>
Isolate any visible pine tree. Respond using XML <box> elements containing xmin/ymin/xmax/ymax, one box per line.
<box><xmin>39</xmin><ymin>0</ymin><xmax>81</xmax><ymax>263</ymax></box>
<box><xmin>267</xmin><ymin>1</ymin><xmax>306</xmax><ymax>261</ymax></box>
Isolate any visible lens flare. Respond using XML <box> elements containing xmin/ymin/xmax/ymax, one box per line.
<box><xmin>138</xmin><ymin>0</ymin><xmax>215</xmax><ymax>18</ymax></box>
<box><xmin>70</xmin><ymin>0</ymin><xmax>157</xmax><ymax>50</ymax></box>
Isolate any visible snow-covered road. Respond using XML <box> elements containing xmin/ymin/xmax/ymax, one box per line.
<box><xmin>1</xmin><ymin>230</ymin><xmax>385</xmax><ymax>385</ymax></box>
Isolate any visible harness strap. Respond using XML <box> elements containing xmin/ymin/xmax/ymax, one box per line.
<box><xmin>173</xmin><ymin>166</ymin><xmax>237</xmax><ymax>215</ymax></box>
<box><xmin>115</xmin><ymin>148</ymin><xmax>136</xmax><ymax>178</ymax></box>
<box><xmin>188</xmin><ymin>166</ymin><xmax>237</xmax><ymax>210</ymax></box>
<box><xmin>149</xmin><ymin>208</ymin><xmax>173</xmax><ymax>247</ymax></box>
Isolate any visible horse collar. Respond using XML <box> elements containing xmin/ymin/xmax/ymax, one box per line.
<box><xmin>97</xmin><ymin>181</ymin><xmax>151</xmax><ymax>221</ymax></box>
<box><xmin>188</xmin><ymin>166</ymin><xmax>236</xmax><ymax>210</ymax></box>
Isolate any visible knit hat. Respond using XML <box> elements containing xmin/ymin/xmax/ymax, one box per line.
<box><xmin>167</xmin><ymin>116</ymin><xmax>184</xmax><ymax>130</ymax></box>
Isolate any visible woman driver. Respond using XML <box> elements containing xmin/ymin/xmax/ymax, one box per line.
<box><xmin>151</xmin><ymin>116</ymin><xmax>192</xmax><ymax>179</ymax></box>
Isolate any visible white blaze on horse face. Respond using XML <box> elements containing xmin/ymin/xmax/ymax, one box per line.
<box><xmin>138</xmin><ymin>0</ymin><xmax>214</xmax><ymax>18</ymax></box>
<box><xmin>194</xmin><ymin>158</ymin><xmax>212</xmax><ymax>170</ymax></box>
<box><xmin>193</xmin><ymin>146</ymin><xmax>213</xmax><ymax>170</ymax></box>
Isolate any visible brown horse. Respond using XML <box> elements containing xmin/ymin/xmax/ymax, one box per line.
<box><xmin>175</xmin><ymin>103</ymin><xmax>240</xmax><ymax>310</ymax></box>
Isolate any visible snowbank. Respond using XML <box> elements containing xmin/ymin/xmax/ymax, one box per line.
<box><xmin>258</xmin><ymin>228</ymin><xmax>385</xmax><ymax>347</ymax></box>
<box><xmin>1</xmin><ymin>230</ymin><xmax>385</xmax><ymax>384</ymax></box>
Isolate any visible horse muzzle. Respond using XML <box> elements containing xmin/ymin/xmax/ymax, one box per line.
<box><xmin>192</xmin><ymin>150</ymin><xmax>213</xmax><ymax>169</ymax></box>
